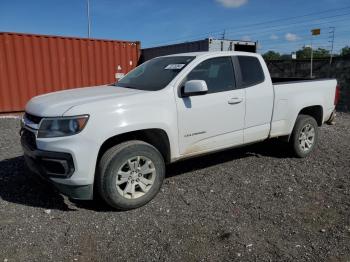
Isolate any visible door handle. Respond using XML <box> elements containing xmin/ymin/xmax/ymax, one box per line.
<box><xmin>228</xmin><ymin>97</ymin><xmax>243</xmax><ymax>105</ymax></box>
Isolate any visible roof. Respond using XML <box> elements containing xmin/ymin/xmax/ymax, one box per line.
<box><xmin>164</xmin><ymin>51</ymin><xmax>260</xmax><ymax>58</ymax></box>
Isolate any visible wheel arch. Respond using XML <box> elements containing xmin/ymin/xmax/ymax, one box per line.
<box><xmin>280</xmin><ymin>105</ymin><xmax>323</xmax><ymax>142</ymax></box>
<box><xmin>298</xmin><ymin>105</ymin><xmax>323</xmax><ymax>126</ymax></box>
<box><xmin>96</xmin><ymin>128</ymin><xmax>171</xmax><ymax>166</ymax></box>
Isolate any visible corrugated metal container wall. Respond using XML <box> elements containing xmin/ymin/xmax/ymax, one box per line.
<box><xmin>0</xmin><ymin>32</ymin><xmax>141</xmax><ymax>113</ymax></box>
<box><xmin>141</xmin><ymin>38</ymin><xmax>257</xmax><ymax>62</ymax></box>
<box><xmin>140</xmin><ymin>39</ymin><xmax>209</xmax><ymax>62</ymax></box>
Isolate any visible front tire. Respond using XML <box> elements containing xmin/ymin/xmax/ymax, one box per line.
<box><xmin>290</xmin><ymin>114</ymin><xmax>319</xmax><ymax>158</ymax></box>
<box><xmin>97</xmin><ymin>140</ymin><xmax>165</xmax><ymax>210</ymax></box>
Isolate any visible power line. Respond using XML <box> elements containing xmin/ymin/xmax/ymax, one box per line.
<box><xmin>249</xmin><ymin>33</ymin><xmax>330</xmax><ymax>45</ymax></box>
<box><xmin>159</xmin><ymin>7</ymin><xmax>350</xmax><ymax>45</ymax></box>
<box><xmin>223</xmin><ymin>12</ymin><xmax>350</xmax><ymax>37</ymax></box>
<box><xmin>258</xmin><ymin>34</ymin><xmax>349</xmax><ymax>51</ymax></box>
<box><xmin>147</xmin><ymin>6</ymin><xmax>350</xmax><ymax>47</ymax></box>
<box><xmin>226</xmin><ymin>17</ymin><xmax>349</xmax><ymax>54</ymax></box>
<box><xmin>155</xmin><ymin>14</ymin><xmax>350</xmax><ymax>47</ymax></box>
<box><xmin>224</xmin><ymin>14</ymin><xmax>350</xmax><ymax>41</ymax></box>
<box><xmin>244</xmin><ymin>27</ymin><xmax>349</xmax><ymax>55</ymax></box>
<box><xmin>259</xmin><ymin>43</ymin><xmax>348</xmax><ymax>53</ymax></box>
<box><xmin>254</xmin><ymin>25</ymin><xmax>350</xmax><ymax>43</ymax></box>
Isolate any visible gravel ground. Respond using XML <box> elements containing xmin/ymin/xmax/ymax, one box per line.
<box><xmin>0</xmin><ymin>113</ymin><xmax>349</xmax><ymax>262</ymax></box>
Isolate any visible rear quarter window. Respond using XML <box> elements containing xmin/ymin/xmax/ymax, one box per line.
<box><xmin>237</xmin><ymin>56</ymin><xmax>265</xmax><ymax>87</ymax></box>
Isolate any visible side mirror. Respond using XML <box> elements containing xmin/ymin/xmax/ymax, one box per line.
<box><xmin>182</xmin><ymin>80</ymin><xmax>208</xmax><ymax>97</ymax></box>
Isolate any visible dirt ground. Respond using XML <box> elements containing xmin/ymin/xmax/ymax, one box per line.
<box><xmin>0</xmin><ymin>113</ymin><xmax>349</xmax><ymax>262</ymax></box>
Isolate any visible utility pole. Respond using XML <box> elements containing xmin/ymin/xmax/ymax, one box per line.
<box><xmin>329</xmin><ymin>27</ymin><xmax>335</xmax><ymax>64</ymax></box>
<box><xmin>310</xmin><ymin>28</ymin><xmax>321</xmax><ymax>78</ymax></box>
<box><xmin>310</xmin><ymin>35</ymin><xmax>314</xmax><ymax>78</ymax></box>
<box><xmin>87</xmin><ymin>0</ymin><xmax>91</xmax><ymax>38</ymax></box>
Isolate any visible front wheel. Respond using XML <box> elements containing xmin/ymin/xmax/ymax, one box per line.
<box><xmin>97</xmin><ymin>140</ymin><xmax>165</xmax><ymax>210</ymax></box>
<box><xmin>290</xmin><ymin>114</ymin><xmax>319</xmax><ymax>158</ymax></box>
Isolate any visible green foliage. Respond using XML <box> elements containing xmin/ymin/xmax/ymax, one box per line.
<box><xmin>341</xmin><ymin>46</ymin><xmax>350</xmax><ymax>56</ymax></box>
<box><xmin>280</xmin><ymin>54</ymin><xmax>292</xmax><ymax>60</ymax></box>
<box><xmin>296</xmin><ymin>47</ymin><xmax>312</xmax><ymax>59</ymax></box>
<box><xmin>263</xmin><ymin>48</ymin><xmax>330</xmax><ymax>60</ymax></box>
<box><xmin>262</xmin><ymin>51</ymin><xmax>281</xmax><ymax>60</ymax></box>
<box><xmin>296</xmin><ymin>47</ymin><xmax>330</xmax><ymax>59</ymax></box>
<box><xmin>313</xmin><ymin>48</ymin><xmax>331</xmax><ymax>58</ymax></box>
<box><xmin>262</xmin><ymin>45</ymin><xmax>350</xmax><ymax>60</ymax></box>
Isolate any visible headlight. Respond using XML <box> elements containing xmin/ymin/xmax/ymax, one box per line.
<box><xmin>38</xmin><ymin>115</ymin><xmax>89</xmax><ymax>138</ymax></box>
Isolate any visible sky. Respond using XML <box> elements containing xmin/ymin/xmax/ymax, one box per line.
<box><xmin>1</xmin><ymin>0</ymin><xmax>350</xmax><ymax>54</ymax></box>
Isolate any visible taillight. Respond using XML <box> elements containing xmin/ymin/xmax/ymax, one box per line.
<box><xmin>334</xmin><ymin>85</ymin><xmax>340</xmax><ymax>105</ymax></box>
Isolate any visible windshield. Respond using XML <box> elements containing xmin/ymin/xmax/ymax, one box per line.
<box><xmin>116</xmin><ymin>56</ymin><xmax>194</xmax><ymax>91</ymax></box>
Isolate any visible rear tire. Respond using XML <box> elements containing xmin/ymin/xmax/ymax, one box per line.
<box><xmin>290</xmin><ymin>114</ymin><xmax>319</xmax><ymax>158</ymax></box>
<box><xmin>97</xmin><ymin>140</ymin><xmax>165</xmax><ymax>210</ymax></box>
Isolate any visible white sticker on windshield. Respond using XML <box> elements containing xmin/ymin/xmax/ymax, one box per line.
<box><xmin>164</xmin><ymin>64</ymin><xmax>185</xmax><ymax>70</ymax></box>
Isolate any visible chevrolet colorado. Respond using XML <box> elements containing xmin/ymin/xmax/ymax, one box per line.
<box><xmin>21</xmin><ymin>51</ymin><xmax>339</xmax><ymax>210</ymax></box>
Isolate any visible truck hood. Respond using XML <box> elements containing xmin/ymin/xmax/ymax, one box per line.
<box><xmin>25</xmin><ymin>85</ymin><xmax>143</xmax><ymax>116</ymax></box>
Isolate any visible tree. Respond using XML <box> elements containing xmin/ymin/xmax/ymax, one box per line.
<box><xmin>313</xmin><ymin>48</ymin><xmax>331</xmax><ymax>58</ymax></box>
<box><xmin>296</xmin><ymin>46</ymin><xmax>312</xmax><ymax>59</ymax></box>
<box><xmin>341</xmin><ymin>46</ymin><xmax>350</xmax><ymax>56</ymax></box>
<box><xmin>262</xmin><ymin>51</ymin><xmax>281</xmax><ymax>60</ymax></box>
<box><xmin>296</xmin><ymin>46</ymin><xmax>330</xmax><ymax>59</ymax></box>
<box><xmin>280</xmin><ymin>54</ymin><xmax>292</xmax><ymax>60</ymax></box>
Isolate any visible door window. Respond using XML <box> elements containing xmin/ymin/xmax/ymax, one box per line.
<box><xmin>184</xmin><ymin>57</ymin><xmax>235</xmax><ymax>94</ymax></box>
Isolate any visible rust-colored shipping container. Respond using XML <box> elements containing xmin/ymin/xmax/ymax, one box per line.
<box><xmin>0</xmin><ymin>32</ymin><xmax>141</xmax><ymax>113</ymax></box>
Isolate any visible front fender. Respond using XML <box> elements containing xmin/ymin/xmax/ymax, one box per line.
<box><xmin>64</xmin><ymin>88</ymin><xmax>179</xmax><ymax>162</ymax></box>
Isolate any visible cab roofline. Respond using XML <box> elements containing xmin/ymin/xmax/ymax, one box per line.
<box><xmin>162</xmin><ymin>51</ymin><xmax>260</xmax><ymax>58</ymax></box>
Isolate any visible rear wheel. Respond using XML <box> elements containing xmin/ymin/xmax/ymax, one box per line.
<box><xmin>290</xmin><ymin>114</ymin><xmax>319</xmax><ymax>158</ymax></box>
<box><xmin>97</xmin><ymin>140</ymin><xmax>165</xmax><ymax>210</ymax></box>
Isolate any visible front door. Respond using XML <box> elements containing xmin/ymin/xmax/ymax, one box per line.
<box><xmin>175</xmin><ymin>56</ymin><xmax>245</xmax><ymax>156</ymax></box>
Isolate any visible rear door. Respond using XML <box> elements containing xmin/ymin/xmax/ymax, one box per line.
<box><xmin>234</xmin><ymin>55</ymin><xmax>274</xmax><ymax>143</ymax></box>
<box><xmin>175</xmin><ymin>56</ymin><xmax>245</xmax><ymax>156</ymax></box>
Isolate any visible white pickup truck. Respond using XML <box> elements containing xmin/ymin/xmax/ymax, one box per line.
<box><xmin>21</xmin><ymin>51</ymin><xmax>339</xmax><ymax>210</ymax></box>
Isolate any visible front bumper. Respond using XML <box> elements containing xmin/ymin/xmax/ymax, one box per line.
<box><xmin>21</xmin><ymin>129</ymin><xmax>93</xmax><ymax>200</ymax></box>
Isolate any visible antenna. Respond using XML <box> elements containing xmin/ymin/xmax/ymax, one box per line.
<box><xmin>220</xmin><ymin>29</ymin><xmax>226</xmax><ymax>40</ymax></box>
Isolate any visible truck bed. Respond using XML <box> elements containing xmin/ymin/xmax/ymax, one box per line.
<box><xmin>271</xmin><ymin>77</ymin><xmax>332</xmax><ymax>84</ymax></box>
<box><xmin>270</xmin><ymin>78</ymin><xmax>337</xmax><ymax>138</ymax></box>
